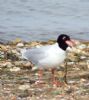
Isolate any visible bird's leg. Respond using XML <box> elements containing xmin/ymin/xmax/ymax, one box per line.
<box><xmin>35</xmin><ymin>68</ymin><xmax>44</xmax><ymax>84</ymax></box>
<box><xmin>38</xmin><ymin>68</ymin><xmax>43</xmax><ymax>81</ymax></box>
<box><xmin>51</xmin><ymin>68</ymin><xmax>62</xmax><ymax>87</ymax></box>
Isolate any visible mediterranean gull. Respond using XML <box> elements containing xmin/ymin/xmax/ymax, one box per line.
<box><xmin>21</xmin><ymin>34</ymin><xmax>76</xmax><ymax>86</ymax></box>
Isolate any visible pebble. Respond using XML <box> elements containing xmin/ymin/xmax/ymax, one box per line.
<box><xmin>67</xmin><ymin>62</ymin><xmax>75</xmax><ymax>65</ymax></box>
<box><xmin>16</xmin><ymin>43</ymin><xmax>24</xmax><ymax>47</ymax></box>
<box><xmin>11</xmin><ymin>49</ymin><xmax>20</xmax><ymax>55</ymax></box>
<box><xmin>78</xmin><ymin>62</ymin><xmax>87</xmax><ymax>66</ymax></box>
<box><xmin>18</xmin><ymin>84</ymin><xmax>30</xmax><ymax>91</ymax></box>
<box><xmin>70</xmin><ymin>47</ymin><xmax>86</xmax><ymax>55</ymax></box>
<box><xmin>14</xmin><ymin>61</ymin><xmax>32</xmax><ymax>68</ymax></box>
<box><xmin>23</xmin><ymin>61</ymin><xmax>33</xmax><ymax>68</ymax></box>
<box><xmin>77</xmin><ymin>44</ymin><xmax>87</xmax><ymax>49</ymax></box>
<box><xmin>73</xmin><ymin>67</ymin><xmax>80</xmax><ymax>71</ymax></box>
<box><xmin>68</xmin><ymin>80</ymin><xmax>76</xmax><ymax>84</ymax></box>
<box><xmin>80</xmin><ymin>78</ymin><xmax>86</xmax><ymax>82</ymax></box>
<box><xmin>10</xmin><ymin>67</ymin><xmax>20</xmax><ymax>72</ymax></box>
<box><xmin>32</xmin><ymin>66</ymin><xmax>38</xmax><ymax>71</ymax></box>
<box><xmin>0</xmin><ymin>45</ymin><xmax>8</xmax><ymax>51</ymax></box>
<box><xmin>87</xmin><ymin>64</ymin><xmax>89</xmax><ymax>69</ymax></box>
<box><xmin>0</xmin><ymin>51</ymin><xmax>4</xmax><ymax>58</ymax></box>
<box><xmin>80</xmin><ymin>56</ymin><xmax>87</xmax><ymax>60</ymax></box>
<box><xmin>36</xmin><ymin>45</ymin><xmax>42</xmax><ymax>48</ymax></box>
<box><xmin>1</xmin><ymin>62</ymin><xmax>13</xmax><ymax>68</ymax></box>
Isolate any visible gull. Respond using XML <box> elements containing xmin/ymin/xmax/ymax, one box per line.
<box><xmin>21</xmin><ymin>34</ymin><xmax>76</xmax><ymax>86</ymax></box>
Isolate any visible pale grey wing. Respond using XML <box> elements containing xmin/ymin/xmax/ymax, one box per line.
<box><xmin>24</xmin><ymin>47</ymin><xmax>48</xmax><ymax>64</ymax></box>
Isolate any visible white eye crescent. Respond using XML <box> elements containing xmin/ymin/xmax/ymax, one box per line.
<box><xmin>63</xmin><ymin>36</ymin><xmax>66</xmax><ymax>40</ymax></box>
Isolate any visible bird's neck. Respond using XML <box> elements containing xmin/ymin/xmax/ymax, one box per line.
<box><xmin>52</xmin><ymin>43</ymin><xmax>66</xmax><ymax>53</ymax></box>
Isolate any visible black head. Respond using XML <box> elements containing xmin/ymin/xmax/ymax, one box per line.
<box><xmin>57</xmin><ymin>34</ymin><xmax>71</xmax><ymax>51</ymax></box>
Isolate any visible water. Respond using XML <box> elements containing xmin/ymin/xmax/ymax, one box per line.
<box><xmin>0</xmin><ymin>0</ymin><xmax>89</xmax><ymax>41</ymax></box>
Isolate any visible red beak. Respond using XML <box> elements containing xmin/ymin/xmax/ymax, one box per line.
<box><xmin>65</xmin><ymin>39</ymin><xmax>76</xmax><ymax>47</ymax></box>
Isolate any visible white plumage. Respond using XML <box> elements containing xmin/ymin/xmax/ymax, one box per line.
<box><xmin>21</xmin><ymin>34</ymin><xmax>76</xmax><ymax>86</ymax></box>
<box><xmin>21</xmin><ymin>43</ymin><xmax>66</xmax><ymax>68</ymax></box>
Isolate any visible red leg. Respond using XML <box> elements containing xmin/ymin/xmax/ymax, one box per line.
<box><xmin>38</xmin><ymin>68</ymin><xmax>43</xmax><ymax>80</ymax></box>
<box><xmin>51</xmin><ymin>68</ymin><xmax>62</xmax><ymax>87</ymax></box>
<box><xmin>35</xmin><ymin>68</ymin><xmax>45</xmax><ymax>84</ymax></box>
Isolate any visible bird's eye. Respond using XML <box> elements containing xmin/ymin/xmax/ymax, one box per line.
<box><xmin>63</xmin><ymin>36</ymin><xmax>66</xmax><ymax>40</ymax></box>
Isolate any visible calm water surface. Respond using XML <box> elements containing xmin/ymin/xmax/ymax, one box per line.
<box><xmin>0</xmin><ymin>0</ymin><xmax>89</xmax><ymax>41</ymax></box>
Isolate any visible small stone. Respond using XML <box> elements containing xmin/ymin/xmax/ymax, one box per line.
<box><xmin>0</xmin><ymin>51</ymin><xmax>4</xmax><ymax>59</ymax></box>
<box><xmin>14</xmin><ymin>61</ymin><xmax>33</xmax><ymax>69</ymax></box>
<box><xmin>70</xmin><ymin>47</ymin><xmax>86</xmax><ymax>54</ymax></box>
<box><xmin>80</xmin><ymin>56</ymin><xmax>87</xmax><ymax>59</ymax></box>
<box><xmin>78</xmin><ymin>62</ymin><xmax>86</xmax><ymax>66</ymax></box>
<box><xmin>87</xmin><ymin>64</ymin><xmax>89</xmax><ymax>69</ymax></box>
<box><xmin>73</xmin><ymin>67</ymin><xmax>80</xmax><ymax>71</ymax></box>
<box><xmin>10</xmin><ymin>67</ymin><xmax>20</xmax><ymax>72</ymax></box>
<box><xmin>18</xmin><ymin>84</ymin><xmax>30</xmax><ymax>90</ymax></box>
<box><xmin>32</xmin><ymin>66</ymin><xmax>38</xmax><ymax>71</ymax></box>
<box><xmin>2</xmin><ymin>62</ymin><xmax>13</xmax><ymax>68</ymax></box>
<box><xmin>16</xmin><ymin>43</ymin><xmax>24</xmax><ymax>47</ymax></box>
<box><xmin>67</xmin><ymin>62</ymin><xmax>75</xmax><ymax>65</ymax></box>
<box><xmin>23</xmin><ymin>61</ymin><xmax>32</xmax><ymax>67</ymax></box>
<box><xmin>80</xmin><ymin>78</ymin><xmax>86</xmax><ymax>82</ymax></box>
<box><xmin>36</xmin><ymin>45</ymin><xmax>42</xmax><ymax>48</ymax></box>
<box><xmin>14</xmin><ymin>61</ymin><xmax>23</xmax><ymax>66</ymax></box>
<box><xmin>11</xmin><ymin>49</ymin><xmax>19</xmax><ymax>55</ymax></box>
<box><xmin>77</xmin><ymin>44</ymin><xmax>87</xmax><ymax>49</ymax></box>
<box><xmin>68</xmin><ymin>80</ymin><xmax>76</xmax><ymax>84</ymax></box>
